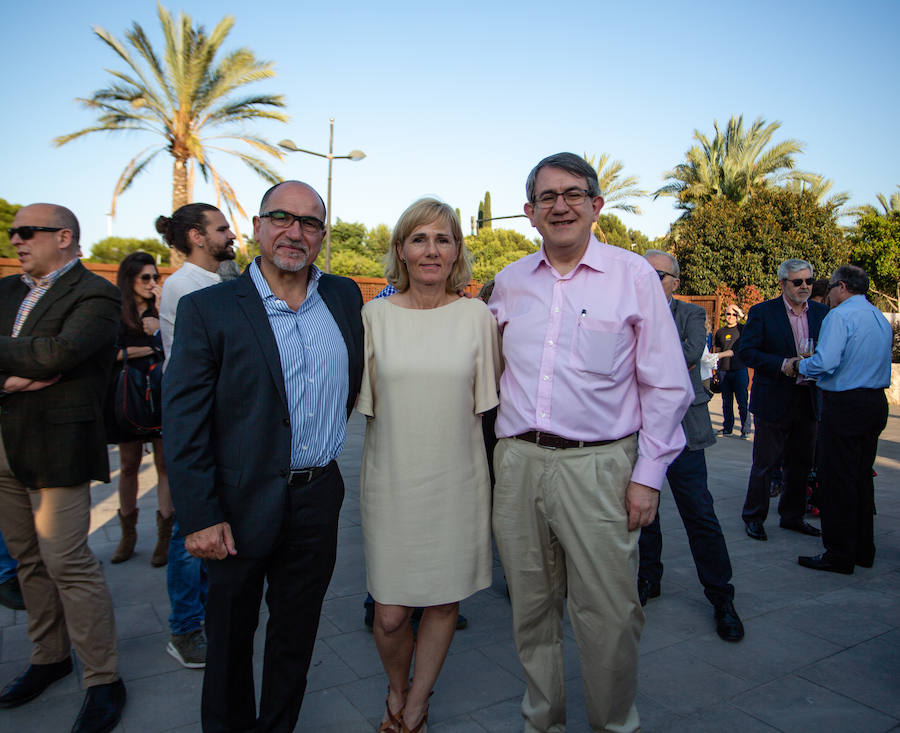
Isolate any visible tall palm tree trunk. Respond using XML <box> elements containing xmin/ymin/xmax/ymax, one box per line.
<box><xmin>169</xmin><ymin>157</ymin><xmax>190</xmax><ymax>267</ymax></box>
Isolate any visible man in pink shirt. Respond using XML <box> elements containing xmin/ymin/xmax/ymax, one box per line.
<box><xmin>489</xmin><ymin>153</ymin><xmax>693</xmax><ymax>733</ymax></box>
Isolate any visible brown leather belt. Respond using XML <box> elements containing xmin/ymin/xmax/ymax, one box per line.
<box><xmin>287</xmin><ymin>463</ymin><xmax>331</xmax><ymax>486</ymax></box>
<box><xmin>513</xmin><ymin>431</ymin><xmax>619</xmax><ymax>450</ymax></box>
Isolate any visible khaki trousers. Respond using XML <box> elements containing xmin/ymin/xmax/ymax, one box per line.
<box><xmin>0</xmin><ymin>431</ymin><xmax>118</xmax><ymax>687</ymax></box>
<box><xmin>492</xmin><ymin>435</ymin><xmax>643</xmax><ymax>733</ymax></box>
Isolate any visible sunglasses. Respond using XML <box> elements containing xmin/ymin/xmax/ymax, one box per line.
<box><xmin>7</xmin><ymin>226</ymin><xmax>64</xmax><ymax>240</ymax></box>
<box><xmin>138</xmin><ymin>273</ymin><xmax>160</xmax><ymax>283</ymax></box>
<box><xmin>787</xmin><ymin>278</ymin><xmax>815</xmax><ymax>287</ymax></box>
<box><xmin>725</xmin><ymin>311</ymin><xmax>739</xmax><ymax>317</ymax></box>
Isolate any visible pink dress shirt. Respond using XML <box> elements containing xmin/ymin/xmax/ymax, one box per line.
<box><xmin>782</xmin><ymin>295</ymin><xmax>810</xmax><ymax>384</ymax></box>
<box><xmin>489</xmin><ymin>236</ymin><xmax>693</xmax><ymax>490</ymax></box>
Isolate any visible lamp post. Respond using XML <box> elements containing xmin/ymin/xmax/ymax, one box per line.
<box><xmin>278</xmin><ymin>118</ymin><xmax>365</xmax><ymax>273</ymax></box>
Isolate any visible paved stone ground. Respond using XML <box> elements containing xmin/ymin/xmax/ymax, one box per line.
<box><xmin>1</xmin><ymin>400</ymin><xmax>898</xmax><ymax>732</ymax></box>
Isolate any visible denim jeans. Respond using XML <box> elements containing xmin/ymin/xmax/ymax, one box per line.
<box><xmin>167</xmin><ymin>519</ymin><xmax>207</xmax><ymax>635</ymax></box>
<box><xmin>0</xmin><ymin>530</ymin><xmax>17</xmax><ymax>584</ymax></box>
<box><xmin>720</xmin><ymin>368</ymin><xmax>749</xmax><ymax>434</ymax></box>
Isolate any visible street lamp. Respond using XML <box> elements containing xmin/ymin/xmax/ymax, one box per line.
<box><xmin>278</xmin><ymin>118</ymin><xmax>366</xmax><ymax>273</ymax></box>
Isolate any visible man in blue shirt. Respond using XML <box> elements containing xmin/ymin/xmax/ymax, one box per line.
<box><xmin>790</xmin><ymin>265</ymin><xmax>892</xmax><ymax>574</ymax></box>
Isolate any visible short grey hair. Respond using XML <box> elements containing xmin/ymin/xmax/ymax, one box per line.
<box><xmin>645</xmin><ymin>248</ymin><xmax>679</xmax><ymax>278</ymax></box>
<box><xmin>525</xmin><ymin>153</ymin><xmax>601</xmax><ymax>203</ymax></box>
<box><xmin>777</xmin><ymin>258</ymin><xmax>814</xmax><ymax>280</ymax></box>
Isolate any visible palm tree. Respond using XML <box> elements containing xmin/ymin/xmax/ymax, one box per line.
<box><xmin>583</xmin><ymin>153</ymin><xmax>647</xmax><ymax>214</ymax></box>
<box><xmin>782</xmin><ymin>175</ymin><xmax>850</xmax><ymax>217</ymax></box>
<box><xmin>582</xmin><ymin>153</ymin><xmax>647</xmax><ymax>242</ymax></box>
<box><xmin>654</xmin><ymin>115</ymin><xmax>816</xmax><ymax>215</ymax></box>
<box><xmin>54</xmin><ymin>3</ymin><xmax>288</xmax><ymax>247</ymax></box>
<box><xmin>854</xmin><ymin>185</ymin><xmax>900</xmax><ymax>216</ymax></box>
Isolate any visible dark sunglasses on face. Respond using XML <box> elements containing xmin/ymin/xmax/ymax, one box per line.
<box><xmin>787</xmin><ymin>278</ymin><xmax>815</xmax><ymax>287</ymax></box>
<box><xmin>138</xmin><ymin>273</ymin><xmax>160</xmax><ymax>283</ymax></box>
<box><xmin>8</xmin><ymin>226</ymin><xmax>64</xmax><ymax>240</ymax></box>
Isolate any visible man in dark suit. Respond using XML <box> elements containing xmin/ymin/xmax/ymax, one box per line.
<box><xmin>639</xmin><ymin>251</ymin><xmax>743</xmax><ymax>642</ymax></box>
<box><xmin>163</xmin><ymin>181</ymin><xmax>364</xmax><ymax>732</ymax></box>
<box><xmin>0</xmin><ymin>203</ymin><xmax>126</xmax><ymax>733</ymax></box>
<box><xmin>736</xmin><ymin>258</ymin><xmax>828</xmax><ymax>541</ymax></box>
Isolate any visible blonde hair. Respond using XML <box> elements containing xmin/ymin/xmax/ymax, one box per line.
<box><xmin>384</xmin><ymin>198</ymin><xmax>473</xmax><ymax>293</ymax></box>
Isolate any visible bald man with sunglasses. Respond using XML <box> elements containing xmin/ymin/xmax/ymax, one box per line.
<box><xmin>0</xmin><ymin>204</ymin><xmax>126</xmax><ymax>733</ymax></box>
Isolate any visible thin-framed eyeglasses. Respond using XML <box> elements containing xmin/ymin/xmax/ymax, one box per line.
<box><xmin>260</xmin><ymin>210</ymin><xmax>325</xmax><ymax>234</ymax></box>
<box><xmin>534</xmin><ymin>188</ymin><xmax>592</xmax><ymax>209</ymax></box>
<box><xmin>656</xmin><ymin>269</ymin><xmax>677</xmax><ymax>281</ymax></box>
<box><xmin>787</xmin><ymin>277</ymin><xmax>815</xmax><ymax>287</ymax></box>
<box><xmin>8</xmin><ymin>226</ymin><xmax>64</xmax><ymax>240</ymax></box>
<box><xmin>138</xmin><ymin>273</ymin><xmax>160</xmax><ymax>283</ymax></box>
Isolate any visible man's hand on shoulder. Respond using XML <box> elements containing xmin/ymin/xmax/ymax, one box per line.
<box><xmin>185</xmin><ymin>522</ymin><xmax>237</xmax><ymax>560</ymax></box>
<box><xmin>625</xmin><ymin>481</ymin><xmax>659</xmax><ymax>531</ymax></box>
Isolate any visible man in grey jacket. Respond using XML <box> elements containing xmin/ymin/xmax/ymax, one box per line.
<box><xmin>638</xmin><ymin>250</ymin><xmax>744</xmax><ymax>642</ymax></box>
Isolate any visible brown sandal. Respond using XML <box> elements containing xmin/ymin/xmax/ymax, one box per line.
<box><xmin>377</xmin><ymin>687</ymin><xmax>404</xmax><ymax>732</ymax></box>
<box><xmin>399</xmin><ymin>706</ymin><xmax>428</xmax><ymax>733</ymax></box>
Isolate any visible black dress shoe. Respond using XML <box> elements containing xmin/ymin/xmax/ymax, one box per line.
<box><xmin>71</xmin><ymin>678</ymin><xmax>126</xmax><ymax>733</ymax></box>
<box><xmin>744</xmin><ymin>521</ymin><xmax>767</xmax><ymax>541</ymax></box>
<box><xmin>714</xmin><ymin>600</ymin><xmax>745</xmax><ymax>642</ymax></box>
<box><xmin>0</xmin><ymin>657</ymin><xmax>73</xmax><ymax>708</ymax></box>
<box><xmin>798</xmin><ymin>553</ymin><xmax>854</xmax><ymax>575</ymax></box>
<box><xmin>637</xmin><ymin>578</ymin><xmax>661</xmax><ymax>607</ymax></box>
<box><xmin>0</xmin><ymin>576</ymin><xmax>25</xmax><ymax>610</ymax></box>
<box><xmin>780</xmin><ymin>519</ymin><xmax>821</xmax><ymax>537</ymax></box>
<box><xmin>855</xmin><ymin>555</ymin><xmax>874</xmax><ymax>569</ymax></box>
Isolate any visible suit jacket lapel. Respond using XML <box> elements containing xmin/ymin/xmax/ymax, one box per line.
<box><xmin>772</xmin><ymin>298</ymin><xmax>797</xmax><ymax>355</ymax></box>
<box><xmin>318</xmin><ymin>276</ymin><xmax>353</xmax><ymax>348</ymax></box>
<box><xmin>14</xmin><ymin>261</ymin><xmax>83</xmax><ymax>337</ymax></box>
<box><xmin>234</xmin><ymin>270</ymin><xmax>289</xmax><ymax>409</ymax></box>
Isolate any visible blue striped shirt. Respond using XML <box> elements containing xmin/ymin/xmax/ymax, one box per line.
<box><xmin>249</xmin><ymin>259</ymin><xmax>349</xmax><ymax>468</ymax></box>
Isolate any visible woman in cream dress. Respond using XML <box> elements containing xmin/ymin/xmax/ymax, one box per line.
<box><xmin>358</xmin><ymin>198</ymin><xmax>500</xmax><ymax>733</ymax></box>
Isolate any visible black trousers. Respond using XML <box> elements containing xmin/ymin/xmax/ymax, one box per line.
<box><xmin>201</xmin><ymin>463</ymin><xmax>344</xmax><ymax>733</ymax></box>
<box><xmin>742</xmin><ymin>387</ymin><xmax>817</xmax><ymax>524</ymax></box>
<box><xmin>639</xmin><ymin>447</ymin><xmax>734</xmax><ymax>606</ymax></box>
<box><xmin>818</xmin><ymin>389</ymin><xmax>888</xmax><ymax>566</ymax></box>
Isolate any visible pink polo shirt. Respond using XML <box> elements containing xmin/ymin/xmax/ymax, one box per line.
<box><xmin>489</xmin><ymin>236</ymin><xmax>693</xmax><ymax>490</ymax></box>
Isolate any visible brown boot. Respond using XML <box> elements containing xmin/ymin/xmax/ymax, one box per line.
<box><xmin>151</xmin><ymin>511</ymin><xmax>175</xmax><ymax>567</ymax></box>
<box><xmin>111</xmin><ymin>509</ymin><xmax>138</xmax><ymax>564</ymax></box>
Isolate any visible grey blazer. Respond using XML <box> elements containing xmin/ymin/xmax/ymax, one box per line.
<box><xmin>671</xmin><ymin>298</ymin><xmax>715</xmax><ymax>451</ymax></box>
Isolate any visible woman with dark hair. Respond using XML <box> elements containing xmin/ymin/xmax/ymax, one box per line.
<box><xmin>109</xmin><ymin>251</ymin><xmax>174</xmax><ymax>565</ymax></box>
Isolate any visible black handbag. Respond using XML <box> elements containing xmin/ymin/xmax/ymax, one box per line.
<box><xmin>709</xmin><ymin>370</ymin><xmax>722</xmax><ymax>394</ymax></box>
<box><xmin>111</xmin><ymin>347</ymin><xmax>163</xmax><ymax>437</ymax></box>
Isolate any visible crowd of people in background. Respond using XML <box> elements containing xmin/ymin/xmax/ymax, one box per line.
<box><xmin>0</xmin><ymin>152</ymin><xmax>892</xmax><ymax>733</ymax></box>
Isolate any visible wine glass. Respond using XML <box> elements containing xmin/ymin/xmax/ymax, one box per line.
<box><xmin>798</xmin><ymin>337</ymin><xmax>815</xmax><ymax>358</ymax></box>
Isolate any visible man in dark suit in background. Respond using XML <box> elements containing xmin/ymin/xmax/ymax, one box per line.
<box><xmin>737</xmin><ymin>258</ymin><xmax>828</xmax><ymax>541</ymax></box>
<box><xmin>639</xmin><ymin>251</ymin><xmax>743</xmax><ymax>642</ymax></box>
<box><xmin>163</xmin><ymin>181</ymin><xmax>364</xmax><ymax>732</ymax></box>
<box><xmin>0</xmin><ymin>204</ymin><xmax>126</xmax><ymax>733</ymax></box>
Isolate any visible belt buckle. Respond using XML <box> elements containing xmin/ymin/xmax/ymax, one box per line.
<box><xmin>535</xmin><ymin>431</ymin><xmax>558</xmax><ymax>450</ymax></box>
<box><xmin>290</xmin><ymin>469</ymin><xmax>313</xmax><ymax>485</ymax></box>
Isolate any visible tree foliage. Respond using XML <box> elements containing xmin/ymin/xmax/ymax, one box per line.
<box><xmin>464</xmin><ymin>228</ymin><xmax>539</xmax><ymax>283</ymax></box>
<box><xmin>328</xmin><ymin>219</ymin><xmax>389</xmax><ymax>277</ymax></box>
<box><xmin>670</xmin><ymin>187</ymin><xmax>848</xmax><ymax>297</ymax></box>
<box><xmin>0</xmin><ymin>198</ymin><xmax>22</xmax><ymax>258</ymax></box>
<box><xmin>848</xmin><ymin>210</ymin><xmax>900</xmax><ymax>309</ymax></box>
<box><xmin>87</xmin><ymin>236</ymin><xmax>171</xmax><ymax>264</ymax></box>
<box><xmin>583</xmin><ymin>153</ymin><xmax>647</xmax><ymax>214</ymax></box>
<box><xmin>53</xmin><ymin>3</ymin><xmax>287</xmax><ymax>247</ymax></box>
<box><xmin>655</xmin><ymin>115</ymin><xmax>816</xmax><ymax>216</ymax></box>
<box><xmin>477</xmin><ymin>191</ymin><xmax>492</xmax><ymax>230</ymax></box>
<box><xmin>592</xmin><ymin>213</ymin><xmax>652</xmax><ymax>253</ymax></box>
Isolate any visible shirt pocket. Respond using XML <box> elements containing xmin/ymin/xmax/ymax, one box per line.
<box><xmin>572</xmin><ymin>316</ymin><xmax>620</xmax><ymax>376</ymax></box>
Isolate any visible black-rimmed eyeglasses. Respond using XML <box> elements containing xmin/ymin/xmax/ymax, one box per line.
<box><xmin>656</xmin><ymin>270</ymin><xmax>677</xmax><ymax>281</ymax></box>
<box><xmin>8</xmin><ymin>226</ymin><xmax>64</xmax><ymax>240</ymax></box>
<box><xmin>533</xmin><ymin>189</ymin><xmax>592</xmax><ymax>209</ymax></box>
<box><xmin>260</xmin><ymin>210</ymin><xmax>325</xmax><ymax>234</ymax></box>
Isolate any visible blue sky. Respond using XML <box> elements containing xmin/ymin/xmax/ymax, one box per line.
<box><xmin>3</xmin><ymin>0</ymin><xmax>898</xmax><ymax>254</ymax></box>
